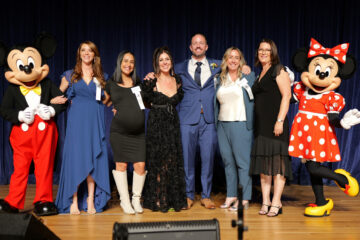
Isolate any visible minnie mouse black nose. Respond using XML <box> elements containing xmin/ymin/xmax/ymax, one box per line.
<box><xmin>23</xmin><ymin>65</ymin><xmax>32</xmax><ymax>74</ymax></box>
<box><xmin>319</xmin><ymin>72</ymin><xmax>326</xmax><ymax>80</ymax></box>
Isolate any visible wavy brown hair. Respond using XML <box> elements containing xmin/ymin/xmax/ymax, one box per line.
<box><xmin>219</xmin><ymin>47</ymin><xmax>246</xmax><ymax>85</ymax></box>
<box><xmin>71</xmin><ymin>41</ymin><xmax>106</xmax><ymax>88</ymax></box>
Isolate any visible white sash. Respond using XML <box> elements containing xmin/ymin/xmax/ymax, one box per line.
<box><xmin>131</xmin><ymin>86</ymin><xmax>145</xmax><ymax>110</ymax></box>
<box><xmin>93</xmin><ymin>77</ymin><xmax>101</xmax><ymax>101</ymax></box>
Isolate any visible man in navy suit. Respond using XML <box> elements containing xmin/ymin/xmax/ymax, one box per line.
<box><xmin>175</xmin><ymin>34</ymin><xmax>250</xmax><ymax>209</ymax></box>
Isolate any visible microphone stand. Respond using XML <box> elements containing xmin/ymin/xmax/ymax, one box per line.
<box><xmin>231</xmin><ymin>185</ymin><xmax>248</xmax><ymax>240</ymax></box>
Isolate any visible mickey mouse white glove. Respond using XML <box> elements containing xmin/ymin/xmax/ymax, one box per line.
<box><xmin>37</xmin><ymin>104</ymin><xmax>55</xmax><ymax>120</ymax></box>
<box><xmin>340</xmin><ymin>109</ymin><xmax>360</xmax><ymax>130</ymax></box>
<box><xmin>18</xmin><ymin>107</ymin><xmax>35</xmax><ymax>124</ymax></box>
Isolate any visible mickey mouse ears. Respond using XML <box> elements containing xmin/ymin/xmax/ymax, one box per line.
<box><xmin>34</xmin><ymin>31</ymin><xmax>57</xmax><ymax>59</ymax></box>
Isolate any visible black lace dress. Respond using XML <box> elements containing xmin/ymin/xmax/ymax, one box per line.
<box><xmin>141</xmin><ymin>76</ymin><xmax>187</xmax><ymax>212</ymax></box>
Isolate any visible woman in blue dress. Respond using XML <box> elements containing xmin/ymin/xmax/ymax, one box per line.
<box><xmin>54</xmin><ymin>41</ymin><xmax>110</xmax><ymax>214</ymax></box>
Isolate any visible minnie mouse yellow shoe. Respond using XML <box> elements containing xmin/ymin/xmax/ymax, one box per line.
<box><xmin>304</xmin><ymin>198</ymin><xmax>333</xmax><ymax>217</ymax></box>
<box><xmin>334</xmin><ymin>169</ymin><xmax>359</xmax><ymax>197</ymax></box>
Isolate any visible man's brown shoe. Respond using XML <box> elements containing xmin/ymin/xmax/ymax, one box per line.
<box><xmin>187</xmin><ymin>198</ymin><xmax>194</xmax><ymax>209</ymax></box>
<box><xmin>182</xmin><ymin>198</ymin><xmax>194</xmax><ymax>210</ymax></box>
<box><xmin>200</xmin><ymin>198</ymin><xmax>216</xmax><ymax>209</ymax></box>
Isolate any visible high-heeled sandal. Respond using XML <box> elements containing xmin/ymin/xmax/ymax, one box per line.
<box><xmin>70</xmin><ymin>202</ymin><xmax>80</xmax><ymax>215</ymax></box>
<box><xmin>229</xmin><ymin>200</ymin><xmax>239</xmax><ymax>211</ymax></box>
<box><xmin>229</xmin><ymin>200</ymin><xmax>249</xmax><ymax>211</ymax></box>
<box><xmin>267</xmin><ymin>205</ymin><xmax>282</xmax><ymax>217</ymax></box>
<box><xmin>87</xmin><ymin>195</ymin><xmax>96</xmax><ymax>215</ymax></box>
<box><xmin>258</xmin><ymin>203</ymin><xmax>271</xmax><ymax>215</ymax></box>
<box><xmin>220</xmin><ymin>198</ymin><xmax>237</xmax><ymax>209</ymax></box>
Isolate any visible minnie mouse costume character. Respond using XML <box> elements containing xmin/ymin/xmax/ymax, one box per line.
<box><xmin>0</xmin><ymin>33</ymin><xmax>66</xmax><ymax>216</ymax></box>
<box><xmin>290</xmin><ymin>38</ymin><xmax>360</xmax><ymax>217</ymax></box>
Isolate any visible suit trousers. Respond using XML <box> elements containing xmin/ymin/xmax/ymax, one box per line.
<box><xmin>180</xmin><ymin>114</ymin><xmax>217</xmax><ymax>199</ymax></box>
<box><xmin>217</xmin><ymin>121</ymin><xmax>252</xmax><ymax>200</ymax></box>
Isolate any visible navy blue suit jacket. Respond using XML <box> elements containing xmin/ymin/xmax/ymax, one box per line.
<box><xmin>175</xmin><ymin>58</ymin><xmax>222</xmax><ymax>125</ymax></box>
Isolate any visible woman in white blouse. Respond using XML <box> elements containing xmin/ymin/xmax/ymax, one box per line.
<box><xmin>214</xmin><ymin>47</ymin><xmax>255</xmax><ymax>210</ymax></box>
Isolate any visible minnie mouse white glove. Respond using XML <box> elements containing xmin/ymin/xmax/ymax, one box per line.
<box><xmin>340</xmin><ymin>109</ymin><xmax>360</xmax><ymax>129</ymax></box>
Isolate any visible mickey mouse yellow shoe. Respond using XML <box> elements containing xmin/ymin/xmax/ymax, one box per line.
<box><xmin>334</xmin><ymin>169</ymin><xmax>359</xmax><ymax>197</ymax></box>
<box><xmin>304</xmin><ymin>198</ymin><xmax>333</xmax><ymax>217</ymax></box>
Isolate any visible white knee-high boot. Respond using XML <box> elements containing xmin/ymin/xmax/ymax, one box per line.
<box><xmin>132</xmin><ymin>171</ymin><xmax>147</xmax><ymax>213</ymax></box>
<box><xmin>112</xmin><ymin>170</ymin><xmax>135</xmax><ymax>214</ymax></box>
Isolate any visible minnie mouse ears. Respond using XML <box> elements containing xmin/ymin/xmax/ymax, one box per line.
<box><xmin>292</xmin><ymin>48</ymin><xmax>308</xmax><ymax>73</ymax></box>
<box><xmin>292</xmin><ymin>42</ymin><xmax>357</xmax><ymax>80</ymax></box>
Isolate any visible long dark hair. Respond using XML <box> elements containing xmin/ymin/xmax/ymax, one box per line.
<box><xmin>255</xmin><ymin>38</ymin><xmax>281</xmax><ymax>67</ymax></box>
<box><xmin>152</xmin><ymin>46</ymin><xmax>175</xmax><ymax>76</ymax></box>
<box><xmin>112</xmin><ymin>50</ymin><xmax>139</xmax><ymax>86</ymax></box>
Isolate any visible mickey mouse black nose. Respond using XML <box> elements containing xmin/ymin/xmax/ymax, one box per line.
<box><xmin>23</xmin><ymin>65</ymin><xmax>32</xmax><ymax>74</ymax></box>
<box><xmin>319</xmin><ymin>72</ymin><xmax>326</xmax><ymax>80</ymax></box>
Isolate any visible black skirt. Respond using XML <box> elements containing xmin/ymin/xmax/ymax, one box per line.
<box><xmin>250</xmin><ymin>135</ymin><xmax>293</xmax><ymax>180</ymax></box>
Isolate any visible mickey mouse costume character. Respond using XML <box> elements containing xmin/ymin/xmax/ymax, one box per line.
<box><xmin>0</xmin><ymin>33</ymin><xmax>66</xmax><ymax>216</ymax></box>
<box><xmin>290</xmin><ymin>38</ymin><xmax>360</xmax><ymax>217</ymax></box>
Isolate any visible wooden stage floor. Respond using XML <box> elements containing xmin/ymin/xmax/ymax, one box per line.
<box><xmin>0</xmin><ymin>184</ymin><xmax>359</xmax><ymax>240</ymax></box>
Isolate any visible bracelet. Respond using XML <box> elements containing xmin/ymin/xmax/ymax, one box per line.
<box><xmin>277</xmin><ymin>119</ymin><xmax>284</xmax><ymax>123</ymax></box>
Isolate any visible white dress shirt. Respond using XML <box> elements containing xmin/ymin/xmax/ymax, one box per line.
<box><xmin>24</xmin><ymin>85</ymin><xmax>41</xmax><ymax>109</ymax></box>
<box><xmin>188</xmin><ymin>57</ymin><xmax>212</xmax><ymax>87</ymax></box>
<box><xmin>217</xmin><ymin>74</ymin><xmax>246</xmax><ymax>121</ymax></box>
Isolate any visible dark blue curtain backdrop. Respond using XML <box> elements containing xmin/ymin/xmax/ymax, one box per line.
<box><xmin>0</xmin><ymin>0</ymin><xmax>359</xmax><ymax>187</ymax></box>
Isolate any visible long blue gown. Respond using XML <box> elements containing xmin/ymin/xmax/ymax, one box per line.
<box><xmin>55</xmin><ymin>70</ymin><xmax>110</xmax><ymax>213</ymax></box>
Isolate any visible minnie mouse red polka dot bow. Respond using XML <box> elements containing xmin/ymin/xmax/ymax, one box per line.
<box><xmin>308</xmin><ymin>38</ymin><xmax>349</xmax><ymax>64</ymax></box>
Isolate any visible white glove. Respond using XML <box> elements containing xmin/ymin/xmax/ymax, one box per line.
<box><xmin>18</xmin><ymin>107</ymin><xmax>35</xmax><ymax>124</ymax></box>
<box><xmin>36</xmin><ymin>104</ymin><xmax>55</xmax><ymax>120</ymax></box>
<box><xmin>340</xmin><ymin>109</ymin><xmax>360</xmax><ymax>130</ymax></box>
<box><xmin>285</xmin><ymin>66</ymin><xmax>295</xmax><ymax>86</ymax></box>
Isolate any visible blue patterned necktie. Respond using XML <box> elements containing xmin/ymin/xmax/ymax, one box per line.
<box><xmin>194</xmin><ymin>62</ymin><xmax>202</xmax><ymax>86</ymax></box>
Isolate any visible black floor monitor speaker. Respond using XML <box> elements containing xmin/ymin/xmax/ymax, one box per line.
<box><xmin>113</xmin><ymin>218</ymin><xmax>220</xmax><ymax>240</ymax></box>
<box><xmin>0</xmin><ymin>213</ymin><xmax>60</xmax><ymax>240</ymax></box>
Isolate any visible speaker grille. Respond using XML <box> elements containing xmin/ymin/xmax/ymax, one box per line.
<box><xmin>113</xmin><ymin>219</ymin><xmax>220</xmax><ymax>240</ymax></box>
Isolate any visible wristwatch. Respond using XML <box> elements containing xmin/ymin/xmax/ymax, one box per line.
<box><xmin>277</xmin><ymin>119</ymin><xmax>284</xmax><ymax>122</ymax></box>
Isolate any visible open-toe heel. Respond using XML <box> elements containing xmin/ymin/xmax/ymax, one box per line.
<box><xmin>258</xmin><ymin>203</ymin><xmax>271</xmax><ymax>215</ymax></box>
<box><xmin>70</xmin><ymin>202</ymin><xmax>80</xmax><ymax>215</ymax></box>
<box><xmin>229</xmin><ymin>200</ymin><xmax>239</xmax><ymax>212</ymax></box>
<box><xmin>267</xmin><ymin>205</ymin><xmax>282</xmax><ymax>217</ymax></box>
<box><xmin>220</xmin><ymin>198</ymin><xmax>237</xmax><ymax>209</ymax></box>
<box><xmin>87</xmin><ymin>195</ymin><xmax>96</xmax><ymax>215</ymax></box>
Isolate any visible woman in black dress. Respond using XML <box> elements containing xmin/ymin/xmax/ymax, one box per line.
<box><xmin>142</xmin><ymin>46</ymin><xmax>187</xmax><ymax>212</ymax></box>
<box><xmin>250</xmin><ymin>39</ymin><xmax>292</xmax><ymax>217</ymax></box>
<box><xmin>104</xmin><ymin>51</ymin><xmax>146</xmax><ymax>214</ymax></box>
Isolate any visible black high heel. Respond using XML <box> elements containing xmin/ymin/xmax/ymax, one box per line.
<box><xmin>267</xmin><ymin>205</ymin><xmax>282</xmax><ymax>217</ymax></box>
<box><xmin>258</xmin><ymin>203</ymin><xmax>271</xmax><ymax>215</ymax></box>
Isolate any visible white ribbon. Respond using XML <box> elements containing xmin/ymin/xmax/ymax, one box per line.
<box><xmin>93</xmin><ymin>77</ymin><xmax>101</xmax><ymax>101</ymax></box>
<box><xmin>214</xmin><ymin>75</ymin><xmax>220</xmax><ymax>89</ymax></box>
<box><xmin>131</xmin><ymin>86</ymin><xmax>145</xmax><ymax>110</ymax></box>
<box><xmin>236</xmin><ymin>78</ymin><xmax>254</xmax><ymax>100</ymax></box>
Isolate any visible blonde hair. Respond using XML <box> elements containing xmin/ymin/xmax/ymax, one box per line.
<box><xmin>71</xmin><ymin>41</ymin><xmax>106</xmax><ymax>88</ymax></box>
<box><xmin>219</xmin><ymin>47</ymin><xmax>246</xmax><ymax>85</ymax></box>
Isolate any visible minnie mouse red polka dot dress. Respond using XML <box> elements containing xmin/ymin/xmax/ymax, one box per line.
<box><xmin>289</xmin><ymin>82</ymin><xmax>344</xmax><ymax>162</ymax></box>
